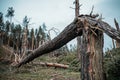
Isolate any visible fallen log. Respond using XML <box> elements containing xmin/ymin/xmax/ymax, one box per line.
<box><xmin>15</xmin><ymin>19</ymin><xmax>83</xmax><ymax>67</ymax></box>
<box><xmin>15</xmin><ymin>15</ymin><xmax>120</xmax><ymax>68</ymax></box>
<box><xmin>33</xmin><ymin>62</ymin><xmax>69</xmax><ymax>69</ymax></box>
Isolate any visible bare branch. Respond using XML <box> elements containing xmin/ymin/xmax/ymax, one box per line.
<box><xmin>114</xmin><ymin>18</ymin><xmax>120</xmax><ymax>31</ymax></box>
<box><xmin>90</xmin><ymin>6</ymin><xmax>94</xmax><ymax>16</ymax></box>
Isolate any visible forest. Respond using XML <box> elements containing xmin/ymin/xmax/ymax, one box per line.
<box><xmin>0</xmin><ymin>0</ymin><xmax>120</xmax><ymax>80</ymax></box>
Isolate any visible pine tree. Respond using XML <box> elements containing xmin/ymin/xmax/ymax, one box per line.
<box><xmin>5</xmin><ymin>7</ymin><xmax>15</xmax><ymax>46</ymax></box>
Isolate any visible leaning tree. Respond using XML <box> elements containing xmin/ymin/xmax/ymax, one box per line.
<box><xmin>14</xmin><ymin>14</ymin><xmax>120</xmax><ymax>80</ymax></box>
<box><xmin>12</xmin><ymin>1</ymin><xmax>120</xmax><ymax>80</ymax></box>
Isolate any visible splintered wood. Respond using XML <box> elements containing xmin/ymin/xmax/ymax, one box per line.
<box><xmin>80</xmin><ymin>16</ymin><xmax>104</xmax><ymax>80</ymax></box>
<box><xmin>14</xmin><ymin>14</ymin><xmax>120</xmax><ymax>80</ymax></box>
<box><xmin>114</xmin><ymin>18</ymin><xmax>120</xmax><ymax>48</ymax></box>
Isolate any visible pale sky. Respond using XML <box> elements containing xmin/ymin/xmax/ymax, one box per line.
<box><xmin>0</xmin><ymin>0</ymin><xmax>120</xmax><ymax>51</ymax></box>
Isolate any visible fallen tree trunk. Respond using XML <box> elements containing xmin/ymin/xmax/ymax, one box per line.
<box><xmin>33</xmin><ymin>62</ymin><xmax>69</xmax><ymax>69</ymax></box>
<box><xmin>15</xmin><ymin>15</ymin><xmax>120</xmax><ymax>68</ymax></box>
<box><xmin>16</xmin><ymin>19</ymin><xmax>83</xmax><ymax>67</ymax></box>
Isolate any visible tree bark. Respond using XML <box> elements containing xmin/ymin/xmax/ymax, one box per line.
<box><xmin>75</xmin><ymin>0</ymin><xmax>79</xmax><ymax>17</ymax></box>
<box><xmin>79</xmin><ymin>16</ymin><xmax>120</xmax><ymax>41</ymax></box>
<box><xmin>75</xmin><ymin>0</ymin><xmax>81</xmax><ymax>60</ymax></box>
<box><xmin>114</xmin><ymin>18</ymin><xmax>120</xmax><ymax>48</ymax></box>
<box><xmin>15</xmin><ymin>15</ymin><xmax>120</xmax><ymax>69</ymax></box>
<box><xmin>16</xmin><ymin>19</ymin><xmax>83</xmax><ymax>67</ymax></box>
<box><xmin>80</xmin><ymin>18</ymin><xmax>104</xmax><ymax>80</ymax></box>
<box><xmin>90</xmin><ymin>30</ymin><xmax>104</xmax><ymax>80</ymax></box>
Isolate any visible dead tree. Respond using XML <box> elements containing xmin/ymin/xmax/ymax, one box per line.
<box><xmin>114</xmin><ymin>18</ymin><xmax>120</xmax><ymax>48</ymax></box>
<box><xmin>75</xmin><ymin>0</ymin><xmax>81</xmax><ymax>60</ymax></box>
<box><xmin>80</xmin><ymin>17</ymin><xmax>104</xmax><ymax>80</ymax></box>
<box><xmin>20</xmin><ymin>27</ymin><xmax>28</xmax><ymax>60</ymax></box>
<box><xmin>79</xmin><ymin>15</ymin><xmax>120</xmax><ymax>80</ymax></box>
<box><xmin>15</xmin><ymin>18</ymin><xmax>83</xmax><ymax>67</ymax></box>
<box><xmin>15</xmin><ymin>15</ymin><xmax>120</xmax><ymax>80</ymax></box>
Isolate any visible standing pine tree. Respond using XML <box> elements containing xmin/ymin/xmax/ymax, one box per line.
<box><xmin>5</xmin><ymin>7</ymin><xmax>15</xmax><ymax>45</ymax></box>
<box><xmin>0</xmin><ymin>12</ymin><xmax>4</xmax><ymax>45</ymax></box>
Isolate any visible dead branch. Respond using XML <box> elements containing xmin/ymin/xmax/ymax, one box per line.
<box><xmin>114</xmin><ymin>18</ymin><xmax>120</xmax><ymax>31</ymax></box>
<box><xmin>90</xmin><ymin>6</ymin><xmax>94</xmax><ymax>16</ymax></box>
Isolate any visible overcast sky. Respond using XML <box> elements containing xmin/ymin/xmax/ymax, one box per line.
<box><xmin>0</xmin><ymin>0</ymin><xmax>120</xmax><ymax>51</ymax></box>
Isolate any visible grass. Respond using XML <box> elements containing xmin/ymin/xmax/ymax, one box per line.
<box><xmin>0</xmin><ymin>63</ymin><xmax>80</xmax><ymax>80</ymax></box>
<box><xmin>0</xmin><ymin>54</ymin><xmax>80</xmax><ymax>80</ymax></box>
<box><xmin>0</xmin><ymin>46</ymin><xmax>80</xmax><ymax>80</ymax></box>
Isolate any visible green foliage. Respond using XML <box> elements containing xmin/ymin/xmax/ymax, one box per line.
<box><xmin>57</xmin><ymin>53</ymin><xmax>80</xmax><ymax>72</ymax></box>
<box><xmin>6</xmin><ymin>7</ymin><xmax>14</xmax><ymax>19</ymax></box>
<box><xmin>0</xmin><ymin>7</ymin><xmax>81</xmax><ymax>80</ymax></box>
<box><xmin>22</xmin><ymin>16</ymin><xmax>30</xmax><ymax>27</ymax></box>
<box><xmin>69</xmin><ymin>58</ymin><xmax>80</xmax><ymax>72</ymax></box>
<box><xmin>104</xmin><ymin>48</ymin><xmax>120</xmax><ymax>80</ymax></box>
<box><xmin>57</xmin><ymin>53</ymin><xmax>76</xmax><ymax>64</ymax></box>
<box><xmin>0</xmin><ymin>12</ymin><xmax>4</xmax><ymax>27</ymax></box>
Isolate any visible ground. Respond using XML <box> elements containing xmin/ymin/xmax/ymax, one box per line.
<box><xmin>0</xmin><ymin>46</ymin><xmax>80</xmax><ymax>80</ymax></box>
<box><xmin>0</xmin><ymin>59</ymin><xmax>80</xmax><ymax>80</ymax></box>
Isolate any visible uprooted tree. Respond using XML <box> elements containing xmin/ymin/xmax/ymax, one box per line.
<box><xmin>14</xmin><ymin>14</ymin><xmax>120</xmax><ymax>80</ymax></box>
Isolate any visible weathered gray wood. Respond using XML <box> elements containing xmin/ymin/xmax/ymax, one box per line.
<box><xmin>80</xmin><ymin>28</ymin><xmax>89</xmax><ymax>80</ymax></box>
<box><xmin>114</xmin><ymin>18</ymin><xmax>120</xmax><ymax>48</ymax></box>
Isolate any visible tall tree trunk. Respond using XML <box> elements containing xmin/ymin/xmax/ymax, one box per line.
<box><xmin>89</xmin><ymin>30</ymin><xmax>104</xmax><ymax>80</ymax></box>
<box><xmin>75</xmin><ymin>0</ymin><xmax>81</xmax><ymax>59</ymax></box>
<box><xmin>21</xmin><ymin>27</ymin><xmax>28</xmax><ymax>60</ymax></box>
<box><xmin>75</xmin><ymin>2</ymin><xmax>82</xmax><ymax>78</ymax></box>
<box><xmin>81</xmin><ymin>24</ymin><xmax>104</xmax><ymax>80</ymax></box>
<box><xmin>80</xmin><ymin>28</ymin><xmax>88</xmax><ymax>80</ymax></box>
<box><xmin>32</xmin><ymin>36</ymin><xmax>34</xmax><ymax>50</ymax></box>
<box><xmin>75</xmin><ymin>0</ymin><xmax>79</xmax><ymax>18</ymax></box>
<box><xmin>8</xmin><ymin>17</ymin><xmax>12</xmax><ymax>46</ymax></box>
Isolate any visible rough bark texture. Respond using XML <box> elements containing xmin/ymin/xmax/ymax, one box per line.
<box><xmin>16</xmin><ymin>19</ymin><xmax>83</xmax><ymax>67</ymax></box>
<box><xmin>79</xmin><ymin>16</ymin><xmax>120</xmax><ymax>41</ymax></box>
<box><xmin>114</xmin><ymin>18</ymin><xmax>120</xmax><ymax>48</ymax></box>
<box><xmin>75</xmin><ymin>0</ymin><xmax>79</xmax><ymax>17</ymax></box>
<box><xmin>80</xmin><ymin>28</ymin><xmax>89</xmax><ymax>80</ymax></box>
<box><xmin>91</xmin><ymin>31</ymin><xmax>104</xmax><ymax>80</ymax></box>
<box><xmin>75</xmin><ymin>0</ymin><xmax>81</xmax><ymax>59</ymax></box>
<box><xmin>14</xmin><ymin>15</ymin><xmax>120</xmax><ymax>80</ymax></box>
<box><xmin>80</xmin><ymin>23</ymin><xmax>104</xmax><ymax>80</ymax></box>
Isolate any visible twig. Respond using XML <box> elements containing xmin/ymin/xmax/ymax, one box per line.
<box><xmin>90</xmin><ymin>6</ymin><xmax>94</xmax><ymax>16</ymax></box>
